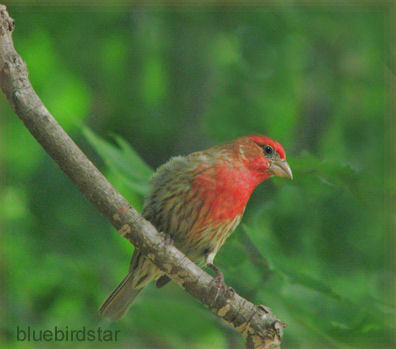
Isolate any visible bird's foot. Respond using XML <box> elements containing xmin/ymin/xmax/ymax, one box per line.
<box><xmin>159</xmin><ymin>231</ymin><xmax>174</xmax><ymax>247</ymax></box>
<box><xmin>207</xmin><ymin>263</ymin><xmax>226</xmax><ymax>301</ymax></box>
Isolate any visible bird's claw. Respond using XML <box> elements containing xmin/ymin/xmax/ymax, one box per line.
<box><xmin>207</xmin><ymin>263</ymin><xmax>226</xmax><ymax>302</ymax></box>
<box><xmin>224</xmin><ymin>286</ymin><xmax>235</xmax><ymax>300</ymax></box>
<box><xmin>159</xmin><ymin>231</ymin><xmax>174</xmax><ymax>247</ymax></box>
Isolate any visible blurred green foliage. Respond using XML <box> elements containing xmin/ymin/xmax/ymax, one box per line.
<box><xmin>0</xmin><ymin>3</ymin><xmax>393</xmax><ymax>348</ymax></box>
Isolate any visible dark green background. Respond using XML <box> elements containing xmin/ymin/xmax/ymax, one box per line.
<box><xmin>1</xmin><ymin>3</ymin><xmax>393</xmax><ymax>348</ymax></box>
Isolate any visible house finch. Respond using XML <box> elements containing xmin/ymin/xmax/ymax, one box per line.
<box><xmin>99</xmin><ymin>135</ymin><xmax>292</xmax><ymax>320</ymax></box>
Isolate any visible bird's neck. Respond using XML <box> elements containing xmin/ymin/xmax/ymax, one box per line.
<box><xmin>192</xmin><ymin>162</ymin><xmax>269</xmax><ymax>223</ymax></box>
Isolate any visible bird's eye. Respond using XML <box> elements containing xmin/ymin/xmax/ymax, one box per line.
<box><xmin>264</xmin><ymin>145</ymin><xmax>273</xmax><ymax>155</ymax></box>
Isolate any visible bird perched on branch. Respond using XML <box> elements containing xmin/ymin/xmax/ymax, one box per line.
<box><xmin>99</xmin><ymin>135</ymin><xmax>292</xmax><ymax>320</ymax></box>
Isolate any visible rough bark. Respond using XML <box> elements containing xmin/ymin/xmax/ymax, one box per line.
<box><xmin>0</xmin><ymin>5</ymin><xmax>285</xmax><ymax>348</ymax></box>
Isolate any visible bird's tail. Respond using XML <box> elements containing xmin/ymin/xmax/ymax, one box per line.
<box><xmin>99</xmin><ymin>252</ymin><xmax>161</xmax><ymax>321</ymax></box>
<box><xmin>98</xmin><ymin>272</ymin><xmax>143</xmax><ymax>321</ymax></box>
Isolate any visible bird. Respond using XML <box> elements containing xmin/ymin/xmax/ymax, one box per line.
<box><xmin>99</xmin><ymin>135</ymin><xmax>292</xmax><ymax>320</ymax></box>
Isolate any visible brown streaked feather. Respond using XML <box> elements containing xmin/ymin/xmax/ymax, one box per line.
<box><xmin>128</xmin><ymin>152</ymin><xmax>244</xmax><ymax>286</ymax></box>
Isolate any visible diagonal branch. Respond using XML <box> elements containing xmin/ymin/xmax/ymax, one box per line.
<box><xmin>0</xmin><ymin>5</ymin><xmax>285</xmax><ymax>348</ymax></box>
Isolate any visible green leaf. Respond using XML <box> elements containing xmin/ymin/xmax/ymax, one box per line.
<box><xmin>277</xmin><ymin>293</ymin><xmax>344</xmax><ymax>346</ymax></box>
<box><xmin>83</xmin><ymin>128</ymin><xmax>153</xmax><ymax>196</ymax></box>
<box><xmin>243</xmin><ymin>225</ymin><xmax>394</xmax><ymax>323</ymax></box>
<box><xmin>289</xmin><ymin>151</ymin><xmax>359</xmax><ymax>188</ymax></box>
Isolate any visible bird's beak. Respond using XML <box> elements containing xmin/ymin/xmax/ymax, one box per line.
<box><xmin>269</xmin><ymin>160</ymin><xmax>293</xmax><ymax>180</ymax></box>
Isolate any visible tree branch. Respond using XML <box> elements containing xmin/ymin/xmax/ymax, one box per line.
<box><xmin>0</xmin><ymin>5</ymin><xmax>285</xmax><ymax>348</ymax></box>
